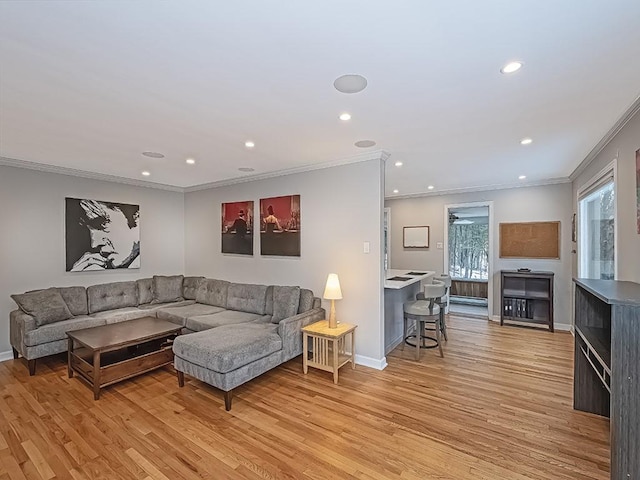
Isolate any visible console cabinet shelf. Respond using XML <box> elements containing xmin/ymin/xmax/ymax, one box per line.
<box><xmin>500</xmin><ymin>270</ymin><xmax>554</xmax><ymax>331</ymax></box>
<box><xmin>573</xmin><ymin>278</ymin><xmax>640</xmax><ymax>480</ymax></box>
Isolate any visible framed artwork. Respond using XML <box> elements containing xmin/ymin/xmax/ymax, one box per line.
<box><xmin>403</xmin><ymin>226</ymin><xmax>429</xmax><ymax>248</ymax></box>
<box><xmin>259</xmin><ymin>195</ymin><xmax>301</xmax><ymax>256</ymax></box>
<box><xmin>65</xmin><ymin>197</ymin><xmax>140</xmax><ymax>271</ymax></box>
<box><xmin>221</xmin><ymin>201</ymin><xmax>254</xmax><ymax>255</ymax></box>
<box><xmin>636</xmin><ymin>149</ymin><xmax>640</xmax><ymax>234</ymax></box>
<box><xmin>571</xmin><ymin>213</ymin><xmax>577</xmax><ymax>243</ymax></box>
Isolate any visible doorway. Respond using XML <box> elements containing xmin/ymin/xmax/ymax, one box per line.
<box><xmin>443</xmin><ymin>202</ymin><xmax>493</xmax><ymax>319</ymax></box>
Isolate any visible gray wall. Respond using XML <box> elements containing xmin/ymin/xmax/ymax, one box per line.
<box><xmin>572</xmin><ymin>109</ymin><xmax>640</xmax><ymax>282</ymax></box>
<box><xmin>0</xmin><ymin>165</ymin><xmax>185</xmax><ymax>355</ymax></box>
<box><xmin>184</xmin><ymin>160</ymin><xmax>386</xmax><ymax>364</ymax></box>
<box><xmin>386</xmin><ymin>183</ymin><xmax>573</xmax><ymax>327</ymax></box>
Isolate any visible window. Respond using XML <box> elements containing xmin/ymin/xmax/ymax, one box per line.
<box><xmin>448</xmin><ymin>219</ymin><xmax>489</xmax><ymax>280</ymax></box>
<box><xmin>578</xmin><ymin>173</ymin><xmax>615</xmax><ymax>280</ymax></box>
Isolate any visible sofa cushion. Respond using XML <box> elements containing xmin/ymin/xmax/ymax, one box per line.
<box><xmin>24</xmin><ymin>316</ymin><xmax>107</xmax><ymax>347</ymax></box>
<box><xmin>172</xmin><ymin>324</ymin><xmax>282</xmax><ymax>374</ymax></box>
<box><xmin>87</xmin><ymin>281</ymin><xmax>138</xmax><ymax>314</ymax></box>
<box><xmin>297</xmin><ymin>289</ymin><xmax>314</xmax><ymax>314</ymax></box>
<box><xmin>196</xmin><ymin>279</ymin><xmax>229</xmax><ymax>307</ymax></box>
<box><xmin>186</xmin><ymin>311</ymin><xmax>267</xmax><ymax>332</ymax></box>
<box><xmin>227</xmin><ymin>283</ymin><xmax>268</xmax><ymax>315</ymax></box>
<box><xmin>11</xmin><ymin>289</ymin><xmax>72</xmax><ymax>327</ymax></box>
<box><xmin>139</xmin><ymin>299</ymin><xmax>195</xmax><ymax>311</ymax></box>
<box><xmin>57</xmin><ymin>286</ymin><xmax>88</xmax><ymax>316</ymax></box>
<box><xmin>137</xmin><ymin>278</ymin><xmax>153</xmax><ymax>305</ymax></box>
<box><xmin>90</xmin><ymin>307</ymin><xmax>151</xmax><ymax>324</ymax></box>
<box><xmin>157</xmin><ymin>303</ymin><xmax>225</xmax><ymax>327</ymax></box>
<box><xmin>265</xmin><ymin>285</ymin><xmax>274</xmax><ymax>315</ymax></box>
<box><xmin>151</xmin><ymin>275</ymin><xmax>184</xmax><ymax>304</ymax></box>
<box><xmin>272</xmin><ymin>286</ymin><xmax>301</xmax><ymax>322</ymax></box>
<box><xmin>183</xmin><ymin>276</ymin><xmax>204</xmax><ymax>300</ymax></box>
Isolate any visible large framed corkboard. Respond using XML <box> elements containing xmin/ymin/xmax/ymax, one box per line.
<box><xmin>499</xmin><ymin>221</ymin><xmax>560</xmax><ymax>259</ymax></box>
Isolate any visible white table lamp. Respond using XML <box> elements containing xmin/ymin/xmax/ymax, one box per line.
<box><xmin>323</xmin><ymin>273</ymin><xmax>342</xmax><ymax>328</ymax></box>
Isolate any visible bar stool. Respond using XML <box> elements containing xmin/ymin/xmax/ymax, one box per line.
<box><xmin>403</xmin><ymin>281</ymin><xmax>446</xmax><ymax>360</ymax></box>
<box><xmin>434</xmin><ymin>274</ymin><xmax>451</xmax><ymax>341</ymax></box>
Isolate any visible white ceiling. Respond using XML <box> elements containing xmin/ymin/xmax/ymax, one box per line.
<box><xmin>1</xmin><ymin>1</ymin><xmax>639</xmax><ymax>196</ymax></box>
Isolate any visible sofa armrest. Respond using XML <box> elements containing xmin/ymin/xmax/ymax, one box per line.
<box><xmin>10</xmin><ymin>309</ymin><xmax>37</xmax><ymax>357</ymax></box>
<box><xmin>277</xmin><ymin>307</ymin><xmax>325</xmax><ymax>361</ymax></box>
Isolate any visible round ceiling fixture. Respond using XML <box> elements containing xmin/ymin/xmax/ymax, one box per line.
<box><xmin>519</xmin><ymin>175</ymin><xmax>527</xmax><ymax>180</ymax></box>
<box><xmin>354</xmin><ymin>140</ymin><xmax>376</xmax><ymax>148</ymax></box>
<box><xmin>334</xmin><ymin>74</ymin><xmax>368</xmax><ymax>94</ymax></box>
<box><xmin>141</xmin><ymin>171</ymin><xmax>151</xmax><ymax>176</ymax></box>
<box><xmin>501</xmin><ymin>61</ymin><xmax>523</xmax><ymax>74</ymax></box>
<box><xmin>393</xmin><ymin>189</ymin><xmax>399</xmax><ymax>194</ymax></box>
<box><xmin>238</xmin><ymin>167</ymin><xmax>255</xmax><ymax>172</ymax></box>
<box><xmin>186</xmin><ymin>158</ymin><xmax>195</xmax><ymax>165</ymax></box>
<box><xmin>394</xmin><ymin>161</ymin><xmax>403</xmax><ymax>167</ymax></box>
<box><xmin>427</xmin><ymin>185</ymin><xmax>434</xmax><ymax>190</ymax></box>
<box><xmin>142</xmin><ymin>151</ymin><xmax>164</xmax><ymax>159</ymax></box>
<box><xmin>520</xmin><ymin>137</ymin><xmax>533</xmax><ymax>145</ymax></box>
<box><xmin>339</xmin><ymin>112</ymin><xmax>351</xmax><ymax>121</ymax></box>
<box><xmin>245</xmin><ymin>141</ymin><xmax>255</xmax><ymax>148</ymax></box>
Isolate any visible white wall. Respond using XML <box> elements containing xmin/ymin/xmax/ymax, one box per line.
<box><xmin>385</xmin><ymin>183</ymin><xmax>573</xmax><ymax>327</ymax></box>
<box><xmin>0</xmin><ymin>165</ymin><xmax>185</xmax><ymax>355</ymax></box>
<box><xmin>572</xmin><ymin>109</ymin><xmax>640</xmax><ymax>282</ymax></box>
<box><xmin>184</xmin><ymin>160</ymin><xmax>386</xmax><ymax>366</ymax></box>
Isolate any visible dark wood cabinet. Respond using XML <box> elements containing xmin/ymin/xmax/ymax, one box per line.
<box><xmin>500</xmin><ymin>270</ymin><xmax>554</xmax><ymax>331</ymax></box>
<box><xmin>573</xmin><ymin>278</ymin><xmax>640</xmax><ymax>480</ymax></box>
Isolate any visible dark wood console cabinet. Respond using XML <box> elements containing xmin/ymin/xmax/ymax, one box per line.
<box><xmin>573</xmin><ymin>278</ymin><xmax>640</xmax><ymax>480</ymax></box>
<box><xmin>500</xmin><ymin>270</ymin><xmax>554</xmax><ymax>331</ymax></box>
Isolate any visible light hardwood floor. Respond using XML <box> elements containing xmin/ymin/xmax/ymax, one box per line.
<box><xmin>0</xmin><ymin>316</ymin><xmax>610</xmax><ymax>480</ymax></box>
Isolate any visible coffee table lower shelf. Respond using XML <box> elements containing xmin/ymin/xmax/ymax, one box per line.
<box><xmin>67</xmin><ymin>319</ymin><xmax>180</xmax><ymax>400</ymax></box>
<box><xmin>69</xmin><ymin>344</ymin><xmax>174</xmax><ymax>397</ymax></box>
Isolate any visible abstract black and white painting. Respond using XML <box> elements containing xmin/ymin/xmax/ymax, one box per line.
<box><xmin>65</xmin><ymin>198</ymin><xmax>140</xmax><ymax>271</ymax></box>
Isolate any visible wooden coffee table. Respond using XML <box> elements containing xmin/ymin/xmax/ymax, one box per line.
<box><xmin>67</xmin><ymin>317</ymin><xmax>181</xmax><ymax>399</ymax></box>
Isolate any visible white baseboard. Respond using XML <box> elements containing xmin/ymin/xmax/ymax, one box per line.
<box><xmin>355</xmin><ymin>354</ymin><xmax>387</xmax><ymax>370</ymax></box>
<box><xmin>0</xmin><ymin>350</ymin><xmax>14</xmax><ymax>362</ymax></box>
<box><xmin>385</xmin><ymin>334</ymin><xmax>404</xmax><ymax>355</ymax></box>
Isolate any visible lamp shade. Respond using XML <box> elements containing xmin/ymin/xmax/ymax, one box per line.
<box><xmin>323</xmin><ymin>273</ymin><xmax>342</xmax><ymax>300</ymax></box>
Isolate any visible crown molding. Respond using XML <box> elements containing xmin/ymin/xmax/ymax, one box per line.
<box><xmin>184</xmin><ymin>150</ymin><xmax>390</xmax><ymax>192</ymax></box>
<box><xmin>1</xmin><ymin>150</ymin><xmax>390</xmax><ymax>193</ymax></box>
<box><xmin>0</xmin><ymin>156</ymin><xmax>184</xmax><ymax>192</ymax></box>
<box><xmin>569</xmin><ymin>94</ymin><xmax>640</xmax><ymax>181</ymax></box>
<box><xmin>386</xmin><ymin>177</ymin><xmax>571</xmax><ymax>200</ymax></box>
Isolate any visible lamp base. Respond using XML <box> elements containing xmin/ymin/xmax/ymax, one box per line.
<box><xmin>328</xmin><ymin>300</ymin><xmax>337</xmax><ymax>328</ymax></box>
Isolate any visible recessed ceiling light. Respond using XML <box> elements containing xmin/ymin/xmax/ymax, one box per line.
<box><xmin>393</xmin><ymin>189</ymin><xmax>399</xmax><ymax>194</ymax></box>
<box><xmin>501</xmin><ymin>61</ymin><xmax>523</xmax><ymax>74</ymax></box>
<box><xmin>520</xmin><ymin>137</ymin><xmax>533</xmax><ymax>145</ymax></box>
<box><xmin>141</xmin><ymin>171</ymin><xmax>150</xmax><ymax>176</ymax></box>
<box><xmin>238</xmin><ymin>167</ymin><xmax>255</xmax><ymax>172</ymax></box>
<box><xmin>334</xmin><ymin>74</ymin><xmax>368</xmax><ymax>94</ymax></box>
<box><xmin>186</xmin><ymin>158</ymin><xmax>195</xmax><ymax>165</ymax></box>
<box><xmin>142</xmin><ymin>151</ymin><xmax>164</xmax><ymax>159</ymax></box>
<box><xmin>394</xmin><ymin>161</ymin><xmax>403</xmax><ymax>167</ymax></box>
<box><xmin>245</xmin><ymin>141</ymin><xmax>255</xmax><ymax>148</ymax></box>
<box><xmin>427</xmin><ymin>185</ymin><xmax>434</xmax><ymax>190</ymax></box>
<box><xmin>354</xmin><ymin>140</ymin><xmax>376</xmax><ymax>148</ymax></box>
<box><xmin>339</xmin><ymin>113</ymin><xmax>351</xmax><ymax>121</ymax></box>
<box><xmin>519</xmin><ymin>175</ymin><xmax>527</xmax><ymax>180</ymax></box>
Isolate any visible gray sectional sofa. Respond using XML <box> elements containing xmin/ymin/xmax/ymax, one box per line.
<box><xmin>10</xmin><ymin>275</ymin><xmax>325</xmax><ymax>409</ymax></box>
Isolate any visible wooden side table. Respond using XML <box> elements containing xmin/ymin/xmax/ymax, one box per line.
<box><xmin>302</xmin><ymin>320</ymin><xmax>356</xmax><ymax>384</ymax></box>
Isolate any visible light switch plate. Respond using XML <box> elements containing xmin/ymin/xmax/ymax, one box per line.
<box><xmin>436</xmin><ymin>242</ymin><xmax>444</xmax><ymax>249</ymax></box>
<box><xmin>363</xmin><ymin>241</ymin><xmax>370</xmax><ymax>253</ymax></box>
